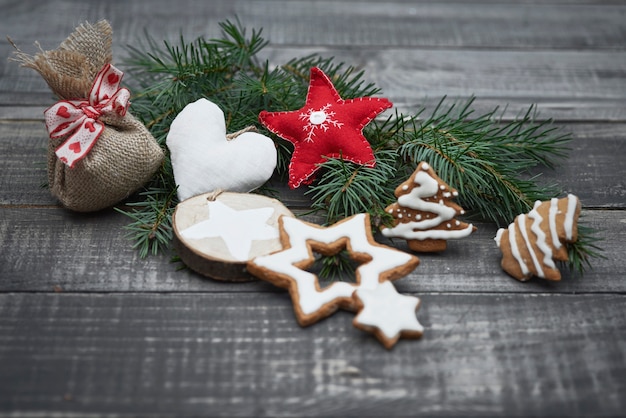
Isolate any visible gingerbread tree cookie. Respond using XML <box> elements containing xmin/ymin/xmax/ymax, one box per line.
<box><xmin>494</xmin><ymin>194</ymin><xmax>581</xmax><ymax>281</ymax></box>
<box><xmin>381</xmin><ymin>162</ymin><xmax>476</xmax><ymax>252</ymax></box>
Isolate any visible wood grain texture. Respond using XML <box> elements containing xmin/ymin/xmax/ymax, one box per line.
<box><xmin>0</xmin><ymin>208</ymin><xmax>623</xmax><ymax>293</ymax></box>
<box><xmin>263</xmin><ymin>47</ymin><xmax>626</xmax><ymax>112</ymax></box>
<box><xmin>5</xmin><ymin>98</ymin><xmax>626</xmax><ymax>123</ymax></box>
<box><xmin>3</xmin><ymin>1</ymin><xmax>625</xmax><ymax>122</ymax></box>
<box><xmin>3</xmin><ymin>0</ymin><xmax>625</xmax><ymax>49</ymax></box>
<box><xmin>0</xmin><ymin>122</ymin><xmax>53</xmax><ymax>206</ymax></box>
<box><xmin>172</xmin><ymin>192</ymin><xmax>295</xmax><ymax>282</ymax></box>
<box><xmin>0</xmin><ymin>292</ymin><xmax>624</xmax><ymax>416</ymax></box>
<box><xmin>4</xmin><ymin>44</ymin><xmax>625</xmax><ymax>121</ymax></box>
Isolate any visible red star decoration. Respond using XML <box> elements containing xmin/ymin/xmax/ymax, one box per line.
<box><xmin>259</xmin><ymin>67</ymin><xmax>392</xmax><ymax>188</ymax></box>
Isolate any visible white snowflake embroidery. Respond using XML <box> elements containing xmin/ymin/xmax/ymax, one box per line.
<box><xmin>299</xmin><ymin>103</ymin><xmax>344</xmax><ymax>143</ymax></box>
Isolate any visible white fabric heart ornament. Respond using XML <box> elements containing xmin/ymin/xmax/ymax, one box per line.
<box><xmin>167</xmin><ymin>98</ymin><xmax>277</xmax><ymax>201</ymax></box>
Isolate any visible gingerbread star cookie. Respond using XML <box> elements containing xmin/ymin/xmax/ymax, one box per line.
<box><xmin>352</xmin><ymin>280</ymin><xmax>424</xmax><ymax>349</ymax></box>
<box><xmin>247</xmin><ymin>213</ymin><xmax>420</xmax><ymax>326</ymax></box>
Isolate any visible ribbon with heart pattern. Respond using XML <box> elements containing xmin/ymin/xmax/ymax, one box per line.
<box><xmin>44</xmin><ymin>64</ymin><xmax>131</xmax><ymax>168</ymax></box>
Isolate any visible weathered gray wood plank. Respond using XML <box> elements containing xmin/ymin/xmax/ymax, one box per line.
<box><xmin>0</xmin><ymin>292</ymin><xmax>624</xmax><ymax>416</ymax></box>
<box><xmin>3</xmin><ymin>0</ymin><xmax>625</xmax><ymax>50</ymax></box>
<box><xmin>0</xmin><ymin>207</ymin><xmax>622</xmax><ymax>293</ymax></box>
<box><xmin>4</xmin><ymin>44</ymin><xmax>625</xmax><ymax>121</ymax></box>
<box><xmin>5</xmin><ymin>97</ymin><xmax>626</xmax><ymax>123</ymax></box>
<box><xmin>0</xmin><ymin>122</ymin><xmax>52</xmax><ymax>206</ymax></box>
<box><xmin>263</xmin><ymin>47</ymin><xmax>626</xmax><ymax>112</ymax></box>
<box><xmin>1</xmin><ymin>122</ymin><xmax>623</xmax><ymax>207</ymax></box>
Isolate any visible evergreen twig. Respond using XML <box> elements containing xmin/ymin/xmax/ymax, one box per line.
<box><xmin>395</xmin><ymin>98</ymin><xmax>570</xmax><ymax>225</ymax></box>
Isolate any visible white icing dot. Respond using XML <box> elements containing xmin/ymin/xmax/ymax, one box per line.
<box><xmin>443</xmin><ymin>192</ymin><xmax>451</xmax><ymax>198</ymax></box>
<box><xmin>402</xmin><ymin>185</ymin><xmax>409</xmax><ymax>191</ymax></box>
<box><xmin>455</xmin><ymin>220</ymin><xmax>460</xmax><ymax>226</ymax></box>
<box><xmin>460</xmin><ymin>210</ymin><xmax>465</xmax><ymax>215</ymax></box>
<box><xmin>398</xmin><ymin>214</ymin><xmax>403</xmax><ymax>219</ymax></box>
<box><xmin>309</xmin><ymin>111</ymin><xmax>327</xmax><ymax>125</ymax></box>
<box><xmin>439</xmin><ymin>185</ymin><xmax>446</xmax><ymax>190</ymax></box>
<box><xmin>415</xmin><ymin>214</ymin><xmax>421</xmax><ymax>220</ymax></box>
<box><xmin>446</xmin><ymin>223</ymin><xmax>451</xmax><ymax>228</ymax></box>
<box><xmin>453</xmin><ymin>191</ymin><xmax>458</xmax><ymax>196</ymax></box>
<box><xmin>421</xmin><ymin>163</ymin><xmax>430</xmax><ymax>170</ymax></box>
<box><xmin>388</xmin><ymin>209</ymin><xmax>393</xmax><ymax>214</ymax></box>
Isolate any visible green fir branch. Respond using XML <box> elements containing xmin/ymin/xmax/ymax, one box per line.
<box><xmin>306</xmin><ymin>149</ymin><xmax>399</xmax><ymax>227</ymax></box>
<box><xmin>396</xmin><ymin>98</ymin><xmax>570</xmax><ymax>226</ymax></box>
<box><xmin>115</xmin><ymin>174</ymin><xmax>178</xmax><ymax>258</ymax></box>
<box><xmin>563</xmin><ymin>220</ymin><xmax>606</xmax><ymax>276</ymax></box>
<box><xmin>118</xmin><ymin>19</ymin><xmax>601</xmax><ymax>277</ymax></box>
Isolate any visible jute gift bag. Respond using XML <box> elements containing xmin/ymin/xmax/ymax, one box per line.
<box><xmin>11</xmin><ymin>20</ymin><xmax>163</xmax><ymax>212</ymax></box>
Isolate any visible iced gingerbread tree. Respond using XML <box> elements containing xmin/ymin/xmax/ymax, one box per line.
<box><xmin>381</xmin><ymin>162</ymin><xmax>476</xmax><ymax>252</ymax></box>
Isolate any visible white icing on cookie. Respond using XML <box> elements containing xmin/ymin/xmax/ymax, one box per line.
<box><xmin>396</xmin><ymin>170</ymin><xmax>445</xmax><ymax>211</ymax></box>
<box><xmin>353</xmin><ymin>280</ymin><xmax>423</xmax><ymax>343</ymax></box>
<box><xmin>494</xmin><ymin>227</ymin><xmax>504</xmax><ymax>246</ymax></box>
<box><xmin>507</xmin><ymin>221</ymin><xmax>529</xmax><ymax>276</ymax></box>
<box><xmin>564</xmin><ymin>194</ymin><xmax>579</xmax><ymax>240</ymax></box>
<box><xmin>384</xmin><ymin>222</ymin><xmax>474</xmax><ymax>241</ymax></box>
<box><xmin>548</xmin><ymin>198</ymin><xmax>562</xmax><ymax>250</ymax></box>
<box><xmin>528</xmin><ymin>200</ymin><xmax>556</xmax><ymax>269</ymax></box>
<box><xmin>517</xmin><ymin>214</ymin><xmax>544</xmax><ymax>277</ymax></box>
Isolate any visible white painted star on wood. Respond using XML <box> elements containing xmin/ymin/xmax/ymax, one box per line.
<box><xmin>180</xmin><ymin>200</ymin><xmax>277</xmax><ymax>261</ymax></box>
<box><xmin>353</xmin><ymin>280</ymin><xmax>424</xmax><ymax>349</ymax></box>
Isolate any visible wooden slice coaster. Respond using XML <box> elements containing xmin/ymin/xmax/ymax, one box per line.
<box><xmin>173</xmin><ymin>191</ymin><xmax>294</xmax><ymax>281</ymax></box>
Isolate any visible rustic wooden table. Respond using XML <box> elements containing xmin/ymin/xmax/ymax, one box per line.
<box><xmin>1</xmin><ymin>1</ymin><xmax>625</xmax><ymax>416</ymax></box>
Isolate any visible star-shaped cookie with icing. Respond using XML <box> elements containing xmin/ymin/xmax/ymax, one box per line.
<box><xmin>352</xmin><ymin>281</ymin><xmax>424</xmax><ymax>349</ymax></box>
<box><xmin>259</xmin><ymin>67</ymin><xmax>392</xmax><ymax>189</ymax></box>
<box><xmin>246</xmin><ymin>213</ymin><xmax>420</xmax><ymax>327</ymax></box>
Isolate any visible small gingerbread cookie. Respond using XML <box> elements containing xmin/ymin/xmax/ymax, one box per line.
<box><xmin>352</xmin><ymin>280</ymin><xmax>424</xmax><ymax>349</ymax></box>
<box><xmin>494</xmin><ymin>194</ymin><xmax>581</xmax><ymax>281</ymax></box>
<box><xmin>381</xmin><ymin>162</ymin><xmax>476</xmax><ymax>252</ymax></box>
<box><xmin>247</xmin><ymin>213</ymin><xmax>420</xmax><ymax>327</ymax></box>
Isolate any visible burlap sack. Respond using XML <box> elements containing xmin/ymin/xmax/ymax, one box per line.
<box><xmin>12</xmin><ymin>20</ymin><xmax>164</xmax><ymax>212</ymax></box>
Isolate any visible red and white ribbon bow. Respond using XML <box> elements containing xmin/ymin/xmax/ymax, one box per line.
<box><xmin>44</xmin><ymin>64</ymin><xmax>131</xmax><ymax>168</ymax></box>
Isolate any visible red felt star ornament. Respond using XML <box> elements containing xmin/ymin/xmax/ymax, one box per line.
<box><xmin>259</xmin><ymin>67</ymin><xmax>392</xmax><ymax>188</ymax></box>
